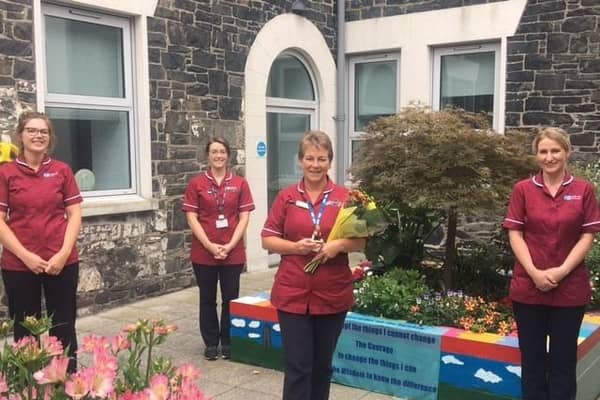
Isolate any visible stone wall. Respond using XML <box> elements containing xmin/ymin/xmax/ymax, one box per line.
<box><xmin>0</xmin><ymin>0</ymin><xmax>34</xmax><ymax>142</ymax></box>
<box><xmin>345</xmin><ymin>0</ymin><xmax>506</xmax><ymax>21</ymax></box>
<box><xmin>505</xmin><ymin>0</ymin><xmax>600</xmax><ymax>162</ymax></box>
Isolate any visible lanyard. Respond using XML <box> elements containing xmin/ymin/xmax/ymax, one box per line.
<box><xmin>307</xmin><ymin>192</ymin><xmax>329</xmax><ymax>240</ymax></box>
<box><xmin>211</xmin><ymin>183</ymin><xmax>226</xmax><ymax>215</ymax></box>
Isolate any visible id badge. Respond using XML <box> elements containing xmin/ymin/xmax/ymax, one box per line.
<box><xmin>216</xmin><ymin>215</ymin><xmax>229</xmax><ymax>229</ymax></box>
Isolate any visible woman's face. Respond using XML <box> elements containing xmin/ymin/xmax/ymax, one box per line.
<box><xmin>207</xmin><ymin>142</ymin><xmax>229</xmax><ymax>170</ymax></box>
<box><xmin>21</xmin><ymin>118</ymin><xmax>50</xmax><ymax>155</ymax></box>
<box><xmin>299</xmin><ymin>144</ymin><xmax>331</xmax><ymax>186</ymax></box>
<box><xmin>536</xmin><ymin>138</ymin><xmax>569</xmax><ymax>177</ymax></box>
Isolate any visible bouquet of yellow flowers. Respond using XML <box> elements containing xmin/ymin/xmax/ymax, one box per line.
<box><xmin>304</xmin><ymin>189</ymin><xmax>388</xmax><ymax>274</ymax></box>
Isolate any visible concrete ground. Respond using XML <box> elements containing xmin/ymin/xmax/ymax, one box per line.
<box><xmin>77</xmin><ymin>268</ymin><xmax>402</xmax><ymax>399</ymax></box>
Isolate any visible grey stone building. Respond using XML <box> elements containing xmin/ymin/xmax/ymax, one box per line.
<box><xmin>0</xmin><ymin>0</ymin><xmax>597</xmax><ymax>316</ymax></box>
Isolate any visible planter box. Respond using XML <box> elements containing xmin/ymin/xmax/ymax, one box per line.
<box><xmin>230</xmin><ymin>293</ymin><xmax>600</xmax><ymax>400</ymax></box>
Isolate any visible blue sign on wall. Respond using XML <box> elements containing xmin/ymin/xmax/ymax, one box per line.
<box><xmin>257</xmin><ymin>141</ymin><xmax>267</xmax><ymax>157</ymax></box>
<box><xmin>332</xmin><ymin>313</ymin><xmax>443</xmax><ymax>400</ymax></box>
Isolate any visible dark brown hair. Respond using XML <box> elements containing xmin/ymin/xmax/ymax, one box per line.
<box><xmin>205</xmin><ymin>137</ymin><xmax>231</xmax><ymax>156</ymax></box>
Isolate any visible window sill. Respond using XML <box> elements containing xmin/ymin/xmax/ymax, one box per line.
<box><xmin>82</xmin><ymin>195</ymin><xmax>158</xmax><ymax>217</ymax></box>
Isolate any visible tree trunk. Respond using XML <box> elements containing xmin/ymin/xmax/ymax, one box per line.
<box><xmin>442</xmin><ymin>206</ymin><xmax>458</xmax><ymax>291</ymax></box>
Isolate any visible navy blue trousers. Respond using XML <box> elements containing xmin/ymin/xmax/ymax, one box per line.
<box><xmin>2</xmin><ymin>264</ymin><xmax>79</xmax><ymax>372</ymax></box>
<box><xmin>513</xmin><ymin>301</ymin><xmax>585</xmax><ymax>400</ymax></box>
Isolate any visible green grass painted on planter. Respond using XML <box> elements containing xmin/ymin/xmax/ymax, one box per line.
<box><xmin>230</xmin><ymin>337</ymin><xmax>283</xmax><ymax>371</ymax></box>
<box><xmin>438</xmin><ymin>383</ymin><xmax>519</xmax><ymax>400</ymax></box>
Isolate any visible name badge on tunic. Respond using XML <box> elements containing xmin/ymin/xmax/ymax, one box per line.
<box><xmin>216</xmin><ymin>214</ymin><xmax>229</xmax><ymax>229</ymax></box>
<box><xmin>295</xmin><ymin>200</ymin><xmax>309</xmax><ymax>209</ymax></box>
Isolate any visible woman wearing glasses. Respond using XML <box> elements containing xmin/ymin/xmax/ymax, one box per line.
<box><xmin>0</xmin><ymin>111</ymin><xmax>82</xmax><ymax>372</ymax></box>
<box><xmin>183</xmin><ymin>137</ymin><xmax>255</xmax><ymax>360</ymax></box>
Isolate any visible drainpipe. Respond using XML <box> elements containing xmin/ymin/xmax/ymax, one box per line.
<box><xmin>335</xmin><ymin>0</ymin><xmax>346</xmax><ymax>185</ymax></box>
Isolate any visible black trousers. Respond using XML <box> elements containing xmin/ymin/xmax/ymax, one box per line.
<box><xmin>513</xmin><ymin>301</ymin><xmax>585</xmax><ymax>400</ymax></box>
<box><xmin>2</xmin><ymin>264</ymin><xmax>79</xmax><ymax>372</ymax></box>
<box><xmin>192</xmin><ymin>263</ymin><xmax>243</xmax><ymax>347</ymax></box>
<box><xmin>277</xmin><ymin>310</ymin><xmax>346</xmax><ymax>400</ymax></box>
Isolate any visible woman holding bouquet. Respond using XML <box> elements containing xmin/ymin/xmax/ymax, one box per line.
<box><xmin>0</xmin><ymin>111</ymin><xmax>82</xmax><ymax>372</ymax></box>
<box><xmin>262</xmin><ymin>130</ymin><xmax>365</xmax><ymax>400</ymax></box>
<box><xmin>504</xmin><ymin>127</ymin><xmax>600</xmax><ymax>400</ymax></box>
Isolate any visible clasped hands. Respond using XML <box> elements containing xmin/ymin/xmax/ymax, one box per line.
<box><xmin>532</xmin><ymin>266</ymin><xmax>567</xmax><ymax>292</ymax></box>
<box><xmin>209</xmin><ymin>242</ymin><xmax>232</xmax><ymax>260</ymax></box>
<box><xmin>23</xmin><ymin>250</ymin><xmax>67</xmax><ymax>276</ymax></box>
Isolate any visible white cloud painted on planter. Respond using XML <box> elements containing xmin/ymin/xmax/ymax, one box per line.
<box><xmin>441</xmin><ymin>355</ymin><xmax>464</xmax><ymax>365</ymax></box>
<box><xmin>506</xmin><ymin>365</ymin><xmax>522</xmax><ymax>378</ymax></box>
<box><xmin>248</xmin><ymin>333</ymin><xmax>261</xmax><ymax>339</ymax></box>
<box><xmin>474</xmin><ymin>369</ymin><xmax>502</xmax><ymax>384</ymax></box>
<box><xmin>249</xmin><ymin>321</ymin><xmax>261</xmax><ymax>329</ymax></box>
<box><xmin>273</xmin><ymin>324</ymin><xmax>281</xmax><ymax>332</ymax></box>
<box><xmin>231</xmin><ymin>319</ymin><xmax>246</xmax><ymax>328</ymax></box>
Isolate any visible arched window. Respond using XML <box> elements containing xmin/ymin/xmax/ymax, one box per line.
<box><xmin>266</xmin><ymin>53</ymin><xmax>317</xmax><ymax>206</ymax></box>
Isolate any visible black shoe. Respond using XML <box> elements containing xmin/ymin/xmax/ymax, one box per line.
<box><xmin>204</xmin><ymin>346</ymin><xmax>218</xmax><ymax>361</ymax></box>
<box><xmin>221</xmin><ymin>345</ymin><xmax>231</xmax><ymax>359</ymax></box>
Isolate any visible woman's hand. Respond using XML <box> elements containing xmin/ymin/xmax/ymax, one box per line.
<box><xmin>206</xmin><ymin>242</ymin><xmax>228</xmax><ymax>260</ymax></box>
<box><xmin>316</xmin><ymin>240</ymin><xmax>343</xmax><ymax>263</ymax></box>
<box><xmin>531</xmin><ymin>268</ymin><xmax>558</xmax><ymax>292</ymax></box>
<box><xmin>45</xmin><ymin>251</ymin><xmax>69</xmax><ymax>275</ymax></box>
<box><xmin>295</xmin><ymin>238</ymin><xmax>322</xmax><ymax>255</ymax></box>
<box><xmin>544</xmin><ymin>266</ymin><xmax>568</xmax><ymax>286</ymax></box>
<box><xmin>21</xmin><ymin>251</ymin><xmax>48</xmax><ymax>275</ymax></box>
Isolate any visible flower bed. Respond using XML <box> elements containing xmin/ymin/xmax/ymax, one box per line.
<box><xmin>230</xmin><ymin>293</ymin><xmax>600</xmax><ymax>400</ymax></box>
<box><xmin>0</xmin><ymin>317</ymin><xmax>207</xmax><ymax>400</ymax></box>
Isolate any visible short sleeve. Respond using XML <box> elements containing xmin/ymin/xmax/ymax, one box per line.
<box><xmin>0</xmin><ymin>166</ymin><xmax>8</xmax><ymax>213</ymax></box>
<box><xmin>63</xmin><ymin>166</ymin><xmax>83</xmax><ymax>206</ymax></box>
<box><xmin>262</xmin><ymin>191</ymin><xmax>287</xmax><ymax>238</ymax></box>
<box><xmin>238</xmin><ymin>179</ymin><xmax>255</xmax><ymax>212</ymax></box>
<box><xmin>503</xmin><ymin>183</ymin><xmax>526</xmax><ymax>231</ymax></box>
<box><xmin>182</xmin><ymin>179</ymin><xmax>200</xmax><ymax>213</ymax></box>
<box><xmin>581</xmin><ymin>182</ymin><xmax>600</xmax><ymax>233</ymax></box>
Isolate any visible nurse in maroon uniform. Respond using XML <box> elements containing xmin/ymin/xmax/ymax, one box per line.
<box><xmin>0</xmin><ymin>111</ymin><xmax>82</xmax><ymax>371</ymax></box>
<box><xmin>504</xmin><ymin>127</ymin><xmax>600</xmax><ymax>400</ymax></box>
<box><xmin>262</xmin><ymin>131</ymin><xmax>366</xmax><ymax>400</ymax></box>
<box><xmin>183</xmin><ymin>137</ymin><xmax>254</xmax><ymax>361</ymax></box>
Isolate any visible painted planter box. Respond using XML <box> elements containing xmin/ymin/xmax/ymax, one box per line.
<box><xmin>230</xmin><ymin>293</ymin><xmax>600</xmax><ymax>400</ymax></box>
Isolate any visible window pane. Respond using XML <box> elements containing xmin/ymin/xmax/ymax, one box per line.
<box><xmin>267</xmin><ymin>55</ymin><xmax>314</xmax><ymax>100</ymax></box>
<box><xmin>45</xmin><ymin>15</ymin><xmax>125</xmax><ymax>97</ymax></box>
<box><xmin>440</xmin><ymin>51</ymin><xmax>494</xmax><ymax>115</ymax></box>
<box><xmin>266</xmin><ymin>112</ymin><xmax>310</xmax><ymax>206</ymax></box>
<box><xmin>46</xmin><ymin>108</ymin><xmax>131</xmax><ymax>191</ymax></box>
<box><xmin>355</xmin><ymin>61</ymin><xmax>396</xmax><ymax>131</ymax></box>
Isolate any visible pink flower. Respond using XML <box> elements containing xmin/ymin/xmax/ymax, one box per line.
<box><xmin>33</xmin><ymin>356</ymin><xmax>69</xmax><ymax>384</ymax></box>
<box><xmin>41</xmin><ymin>335</ymin><xmax>64</xmax><ymax>356</ymax></box>
<box><xmin>0</xmin><ymin>374</ymin><xmax>8</xmax><ymax>393</ymax></box>
<box><xmin>111</xmin><ymin>333</ymin><xmax>131</xmax><ymax>353</ymax></box>
<box><xmin>87</xmin><ymin>368</ymin><xmax>115</xmax><ymax>398</ymax></box>
<box><xmin>122</xmin><ymin>323</ymin><xmax>138</xmax><ymax>333</ymax></box>
<box><xmin>175</xmin><ymin>363</ymin><xmax>201</xmax><ymax>382</ymax></box>
<box><xmin>146</xmin><ymin>374</ymin><xmax>170</xmax><ymax>400</ymax></box>
<box><xmin>93</xmin><ymin>349</ymin><xmax>119</xmax><ymax>374</ymax></box>
<box><xmin>80</xmin><ymin>335</ymin><xmax>110</xmax><ymax>353</ymax></box>
<box><xmin>65</xmin><ymin>370</ymin><xmax>92</xmax><ymax>399</ymax></box>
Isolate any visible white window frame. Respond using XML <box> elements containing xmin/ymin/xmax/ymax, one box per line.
<box><xmin>34</xmin><ymin>1</ymin><xmax>156</xmax><ymax>216</ymax></box>
<box><xmin>348</xmin><ymin>53</ymin><xmax>401</xmax><ymax>166</ymax></box>
<box><xmin>432</xmin><ymin>42</ymin><xmax>501</xmax><ymax>131</ymax></box>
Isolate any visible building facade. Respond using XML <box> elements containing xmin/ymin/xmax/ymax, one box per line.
<box><xmin>0</xmin><ymin>0</ymin><xmax>597</xmax><ymax>314</ymax></box>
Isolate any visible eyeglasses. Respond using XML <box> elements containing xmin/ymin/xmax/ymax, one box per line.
<box><xmin>24</xmin><ymin>127</ymin><xmax>50</xmax><ymax>137</ymax></box>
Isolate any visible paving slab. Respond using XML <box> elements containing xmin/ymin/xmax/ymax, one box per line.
<box><xmin>77</xmin><ymin>267</ymin><xmax>403</xmax><ymax>400</ymax></box>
